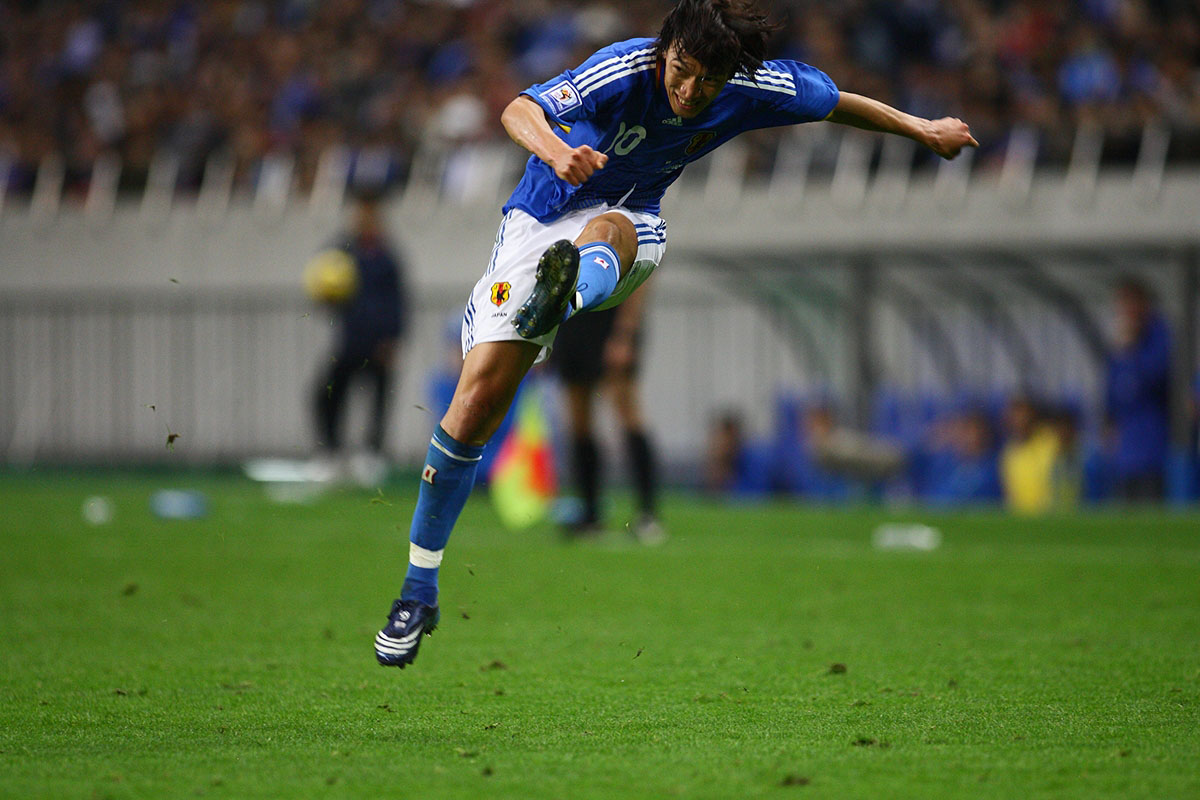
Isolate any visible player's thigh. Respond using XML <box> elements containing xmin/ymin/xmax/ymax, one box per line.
<box><xmin>576</xmin><ymin>212</ymin><xmax>638</xmax><ymax>274</ymax></box>
<box><xmin>442</xmin><ymin>340</ymin><xmax>541</xmax><ymax>445</ymax></box>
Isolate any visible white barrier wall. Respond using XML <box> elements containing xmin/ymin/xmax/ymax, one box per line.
<box><xmin>2</xmin><ymin>171</ymin><xmax>1198</xmax><ymax>467</ymax></box>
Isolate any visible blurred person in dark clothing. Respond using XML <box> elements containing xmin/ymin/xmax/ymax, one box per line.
<box><xmin>310</xmin><ymin>190</ymin><xmax>408</xmax><ymax>484</ymax></box>
<box><xmin>551</xmin><ymin>282</ymin><xmax>663</xmax><ymax>543</ymax></box>
<box><xmin>1104</xmin><ymin>276</ymin><xmax>1171</xmax><ymax>502</ymax></box>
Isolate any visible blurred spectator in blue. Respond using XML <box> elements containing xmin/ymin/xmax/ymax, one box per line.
<box><xmin>310</xmin><ymin>189</ymin><xmax>407</xmax><ymax>485</ymax></box>
<box><xmin>6</xmin><ymin>0</ymin><xmax>1200</xmax><ymax>204</ymax></box>
<box><xmin>769</xmin><ymin>397</ymin><xmax>848</xmax><ymax>502</ymax></box>
<box><xmin>1058</xmin><ymin>23</ymin><xmax>1122</xmax><ymax>107</ymax></box>
<box><xmin>703</xmin><ymin>411</ymin><xmax>771</xmax><ymax>498</ymax></box>
<box><xmin>1104</xmin><ymin>276</ymin><xmax>1171</xmax><ymax>501</ymax></box>
<box><xmin>1191</xmin><ymin>373</ymin><xmax>1200</xmax><ymax>499</ymax></box>
<box><xmin>924</xmin><ymin>409</ymin><xmax>1003</xmax><ymax>507</ymax></box>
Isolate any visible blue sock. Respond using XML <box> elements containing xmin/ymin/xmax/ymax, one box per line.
<box><xmin>400</xmin><ymin>425</ymin><xmax>484</xmax><ymax>606</ymax></box>
<box><xmin>567</xmin><ymin>241</ymin><xmax>621</xmax><ymax>318</ymax></box>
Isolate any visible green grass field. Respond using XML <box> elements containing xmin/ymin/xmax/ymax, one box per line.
<box><xmin>1</xmin><ymin>471</ymin><xmax>1198</xmax><ymax>799</ymax></box>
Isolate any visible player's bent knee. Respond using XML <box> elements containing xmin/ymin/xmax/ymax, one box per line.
<box><xmin>579</xmin><ymin>214</ymin><xmax>638</xmax><ymax>267</ymax></box>
<box><xmin>579</xmin><ymin>217</ymin><xmax>621</xmax><ymax>244</ymax></box>
<box><xmin>445</xmin><ymin>380</ymin><xmax>516</xmax><ymax>444</ymax></box>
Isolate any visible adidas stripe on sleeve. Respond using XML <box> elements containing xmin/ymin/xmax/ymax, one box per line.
<box><xmin>523</xmin><ymin>38</ymin><xmax>658</xmax><ymax>127</ymax></box>
<box><xmin>731</xmin><ymin>59</ymin><xmax>840</xmax><ymax>126</ymax></box>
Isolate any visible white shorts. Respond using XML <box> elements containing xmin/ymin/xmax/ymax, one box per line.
<box><xmin>461</xmin><ymin>204</ymin><xmax>667</xmax><ymax>363</ymax></box>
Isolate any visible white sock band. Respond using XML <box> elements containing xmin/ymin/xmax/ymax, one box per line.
<box><xmin>409</xmin><ymin>542</ymin><xmax>444</xmax><ymax>569</ymax></box>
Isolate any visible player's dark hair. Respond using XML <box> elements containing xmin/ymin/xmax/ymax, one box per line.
<box><xmin>655</xmin><ymin>0</ymin><xmax>780</xmax><ymax>78</ymax></box>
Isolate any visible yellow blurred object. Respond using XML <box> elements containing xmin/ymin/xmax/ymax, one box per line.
<box><xmin>1000</xmin><ymin>425</ymin><xmax>1060</xmax><ymax>514</ymax></box>
<box><xmin>303</xmin><ymin>249</ymin><xmax>358</xmax><ymax>304</ymax></box>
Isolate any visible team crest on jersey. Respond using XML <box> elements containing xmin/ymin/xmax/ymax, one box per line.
<box><xmin>539</xmin><ymin>80</ymin><xmax>582</xmax><ymax>115</ymax></box>
<box><xmin>685</xmin><ymin>131</ymin><xmax>717</xmax><ymax>155</ymax></box>
<box><xmin>490</xmin><ymin>282</ymin><xmax>511</xmax><ymax>307</ymax></box>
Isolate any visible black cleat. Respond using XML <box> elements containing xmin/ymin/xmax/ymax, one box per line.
<box><xmin>511</xmin><ymin>240</ymin><xmax>580</xmax><ymax>339</ymax></box>
<box><xmin>375</xmin><ymin>598</ymin><xmax>440</xmax><ymax>668</ymax></box>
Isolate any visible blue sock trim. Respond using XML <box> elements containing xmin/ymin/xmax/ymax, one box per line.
<box><xmin>400</xmin><ymin>426</ymin><xmax>483</xmax><ymax>605</ymax></box>
<box><xmin>573</xmin><ymin>241</ymin><xmax>621</xmax><ymax>314</ymax></box>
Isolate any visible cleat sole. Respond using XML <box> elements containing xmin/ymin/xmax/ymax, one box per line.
<box><xmin>511</xmin><ymin>240</ymin><xmax>580</xmax><ymax>339</ymax></box>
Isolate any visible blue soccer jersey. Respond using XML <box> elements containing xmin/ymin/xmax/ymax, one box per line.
<box><xmin>503</xmin><ymin>37</ymin><xmax>840</xmax><ymax>223</ymax></box>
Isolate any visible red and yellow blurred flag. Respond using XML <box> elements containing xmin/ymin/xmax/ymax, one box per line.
<box><xmin>489</xmin><ymin>384</ymin><xmax>556</xmax><ymax>529</ymax></box>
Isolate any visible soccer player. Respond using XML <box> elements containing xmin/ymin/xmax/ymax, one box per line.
<box><xmin>310</xmin><ymin>190</ymin><xmax>408</xmax><ymax>486</ymax></box>
<box><xmin>551</xmin><ymin>279</ymin><xmax>662</xmax><ymax>542</ymax></box>
<box><xmin>375</xmin><ymin>0</ymin><xmax>977</xmax><ymax>668</ymax></box>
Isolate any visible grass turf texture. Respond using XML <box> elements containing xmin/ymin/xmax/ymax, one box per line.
<box><xmin>1</xmin><ymin>472</ymin><xmax>1198</xmax><ymax>799</ymax></box>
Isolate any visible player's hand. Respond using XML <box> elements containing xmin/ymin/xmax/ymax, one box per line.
<box><xmin>924</xmin><ymin>117</ymin><xmax>979</xmax><ymax>160</ymax></box>
<box><xmin>552</xmin><ymin>145</ymin><xmax>608</xmax><ymax>186</ymax></box>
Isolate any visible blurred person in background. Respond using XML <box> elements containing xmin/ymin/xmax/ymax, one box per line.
<box><xmin>769</xmin><ymin>399</ymin><xmax>849</xmax><ymax>501</ymax></box>
<box><xmin>1191</xmin><ymin>374</ymin><xmax>1200</xmax><ymax>499</ymax></box>
<box><xmin>924</xmin><ymin>409</ymin><xmax>1003</xmax><ymax>507</ymax></box>
<box><xmin>1000</xmin><ymin>395</ymin><xmax>1060</xmax><ymax>514</ymax></box>
<box><xmin>3</xmin><ymin>1</ymin><xmax>1200</xmax><ymax>198</ymax></box>
<box><xmin>551</xmin><ymin>280</ymin><xmax>663</xmax><ymax>543</ymax></box>
<box><xmin>703</xmin><ymin>409</ymin><xmax>774</xmax><ymax>498</ymax></box>
<box><xmin>1047</xmin><ymin>406</ymin><xmax>1083</xmax><ymax>508</ymax></box>
<box><xmin>705</xmin><ymin>410</ymin><xmax>746</xmax><ymax>495</ymax></box>
<box><xmin>308</xmin><ymin>189</ymin><xmax>408</xmax><ymax>486</ymax></box>
<box><xmin>1104</xmin><ymin>276</ymin><xmax>1171</xmax><ymax>502</ymax></box>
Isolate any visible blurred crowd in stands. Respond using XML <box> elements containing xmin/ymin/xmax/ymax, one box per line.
<box><xmin>705</xmin><ymin>276</ymin><xmax>1199</xmax><ymax>509</ymax></box>
<box><xmin>2</xmin><ymin>0</ymin><xmax>1200</xmax><ymax>199</ymax></box>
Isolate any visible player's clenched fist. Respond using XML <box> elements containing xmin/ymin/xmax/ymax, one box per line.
<box><xmin>552</xmin><ymin>145</ymin><xmax>608</xmax><ymax>186</ymax></box>
<box><xmin>924</xmin><ymin>117</ymin><xmax>979</xmax><ymax>160</ymax></box>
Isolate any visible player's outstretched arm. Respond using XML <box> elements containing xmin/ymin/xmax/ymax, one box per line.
<box><xmin>500</xmin><ymin>96</ymin><xmax>608</xmax><ymax>186</ymax></box>
<box><xmin>825</xmin><ymin>92</ymin><xmax>978</xmax><ymax>160</ymax></box>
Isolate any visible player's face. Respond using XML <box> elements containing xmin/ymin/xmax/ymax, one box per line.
<box><xmin>662</xmin><ymin>44</ymin><xmax>729</xmax><ymax>118</ymax></box>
